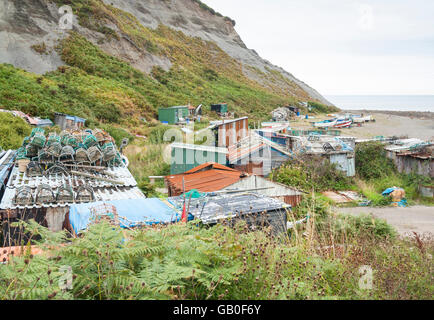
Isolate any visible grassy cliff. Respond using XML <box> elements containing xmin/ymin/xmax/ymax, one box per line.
<box><xmin>0</xmin><ymin>0</ymin><xmax>337</xmax><ymax>133</ymax></box>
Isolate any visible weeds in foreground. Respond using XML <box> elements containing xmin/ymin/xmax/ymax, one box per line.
<box><xmin>1</xmin><ymin>209</ymin><xmax>432</xmax><ymax>300</ymax></box>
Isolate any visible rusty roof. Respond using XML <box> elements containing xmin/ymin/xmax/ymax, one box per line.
<box><xmin>165</xmin><ymin>162</ymin><xmax>244</xmax><ymax>195</ymax></box>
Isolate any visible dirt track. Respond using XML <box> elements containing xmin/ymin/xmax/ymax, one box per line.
<box><xmin>336</xmin><ymin>206</ymin><xmax>434</xmax><ymax>237</ymax></box>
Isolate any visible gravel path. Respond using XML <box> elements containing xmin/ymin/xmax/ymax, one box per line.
<box><xmin>336</xmin><ymin>206</ymin><xmax>434</xmax><ymax>237</ymax></box>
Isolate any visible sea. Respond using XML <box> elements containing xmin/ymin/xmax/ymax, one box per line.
<box><xmin>325</xmin><ymin>95</ymin><xmax>434</xmax><ymax>112</ymax></box>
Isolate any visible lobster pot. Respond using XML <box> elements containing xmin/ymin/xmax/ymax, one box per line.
<box><xmin>31</xmin><ymin>127</ymin><xmax>45</xmax><ymax>137</ymax></box>
<box><xmin>46</xmin><ymin>133</ymin><xmax>61</xmax><ymax>147</ymax></box>
<box><xmin>16</xmin><ymin>147</ymin><xmax>27</xmax><ymax>160</ymax></box>
<box><xmin>60</xmin><ymin>133</ymin><xmax>70</xmax><ymax>146</ymax></box>
<box><xmin>46</xmin><ymin>142</ymin><xmax>62</xmax><ymax>157</ymax></box>
<box><xmin>108</xmin><ymin>152</ymin><xmax>123</xmax><ymax>167</ymax></box>
<box><xmin>14</xmin><ymin>186</ymin><xmax>33</xmax><ymax>206</ymax></box>
<box><xmin>30</xmin><ymin>133</ymin><xmax>46</xmax><ymax>148</ymax></box>
<box><xmin>22</xmin><ymin>136</ymin><xmax>31</xmax><ymax>147</ymax></box>
<box><xmin>83</xmin><ymin>134</ymin><xmax>98</xmax><ymax>149</ymax></box>
<box><xmin>60</xmin><ymin>145</ymin><xmax>75</xmax><ymax>162</ymax></box>
<box><xmin>25</xmin><ymin>144</ymin><xmax>39</xmax><ymax>158</ymax></box>
<box><xmin>56</xmin><ymin>185</ymin><xmax>74</xmax><ymax>203</ymax></box>
<box><xmin>87</xmin><ymin>145</ymin><xmax>102</xmax><ymax>164</ymax></box>
<box><xmin>102</xmin><ymin>142</ymin><xmax>116</xmax><ymax>162</ymax></box>
<box><xmin>75</xmin><ymin>148</ymin><xmax>89</xmax><ymax>163</ymax></box>
<box><xmin>35</xmin><ymin>184</ymin><xmax>55</xmax><ymax>205</ymax></box>
<box><xmin>94</xmin><ymin>129</ymin><xmax>112</xmax><ymax>144</ymax></box>
<box><xmin>65</xmin><ymin>135</ymin><xmax>79</xmax><ymax>149</ymax></box>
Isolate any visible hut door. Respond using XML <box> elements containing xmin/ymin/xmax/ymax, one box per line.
<box><xmin>248</xmin><ymin>162</ymin><xmax>263</xmax><ymax>176</ymax></box>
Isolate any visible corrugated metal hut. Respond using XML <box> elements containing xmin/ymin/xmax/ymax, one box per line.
<box><xmin>211</xmin><ymin>103</ymin><xmax>228</xmax><ymax>114</ymax></box>
<box><xmin>170</xmin><ymin>143</ymin><xmax>228</xmax><ymax>175</ymax></box>
<box><xmin>158</xmin><ymin>106</ymin><xmax>189</xmax><ymax>124</ymax></box>
<box><xmin>165</xmin><ymin>162</ymin><xmax>245</xmax><ymax>196</ymax></box>
<box><xmin>210</xmin><ymin>117</ymin><xmax>249</xmax><ymax>148</ymax></box>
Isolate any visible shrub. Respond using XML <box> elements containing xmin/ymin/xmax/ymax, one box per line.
<box><xmin>355</xmin><ymin>142</ymin><xmax>396</xmax><ymax>180</ymax></box>
<box><xmin>272</xmin><ymin>155</ymin><xmax>353</xmax><ymax>192</ymax></box>
<box><xmin>0</xmin><ymin>112</ymin><xmax>32</xmax><ymax>150</ymax></box>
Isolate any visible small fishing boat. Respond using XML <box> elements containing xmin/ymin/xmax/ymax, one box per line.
<box><xmin>313</xmin><ymin>118</ymin><xmax>337</xmax><ymax>128</ymax></box>
<box><xmin>333</xmin><ymin>119</ymin><xmax>352</xmax><ymax>128</ymax></box>
<box><xmin>351</xmin><ymin>115</ymin><xmax>372</xmax><ymax>123</ymax></box>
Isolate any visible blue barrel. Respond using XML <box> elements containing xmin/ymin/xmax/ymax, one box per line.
<box><xmin>297</xmin><ymin>111</ymin><xmax>300</xmax><ymax>116</ymax></box>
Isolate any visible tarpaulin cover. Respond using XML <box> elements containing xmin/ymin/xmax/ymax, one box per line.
<box><xmin>182</xmin><ymin>189</ymin><xmax>206</xmax><ymax>199</ymax></box>
<box><xmin>69</xmin><ymin>198</ymin><xmax>180</xmax><ymax>234</ymax></box>
<box><xmin>382</xmin><ymin>187</ymin><xmax>398</xmax><ymax>196</ymax></box>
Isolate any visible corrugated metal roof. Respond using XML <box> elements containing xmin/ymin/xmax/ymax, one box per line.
<box><xmin>171</xmin><ymin>142</ymin><xmax>228</xmax><ymax>154</ymax></box>
<box><xmin>184</xmin><ymin>162</ymin><xmax>238</xmax><ymax>174</ymax></box>
<box><xmin>166</xmin><ymin>162</ymin><xmax>243</xmax><ymax>195</ymax></box>
<box><xmin>0</xmin><ymin>165</ymin><xmax>144</xmax><ymax>210</ymax></box>
<box><xmin>168</xmin><ymin>193</ymin><xmax>289</xmax><ymax>225</ymax></box>
<box><xmin>210</xmin><ymin>117</ymin><xmax>248</xmax><ymax>127</ymax></box>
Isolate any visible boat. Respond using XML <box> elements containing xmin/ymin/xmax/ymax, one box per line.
<box><xmin>333</xmin><ymin>119</ymin><xmax>352</xmax><ymax>128</ymax></box>
<box><xmin>313</xmin><ymin>118</ymin><xmax>337</xmax><ymax>128</ymax></box>
<box><xmin>351</xmin><ymin>115</ymin><xmax>372</xmax><ymax>123</ymax></box>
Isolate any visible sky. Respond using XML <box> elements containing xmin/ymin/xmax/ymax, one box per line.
<box><xmin>202</xmin><ymin>0</ymin><xmax>434</xmax><ymax>95</ymax></box>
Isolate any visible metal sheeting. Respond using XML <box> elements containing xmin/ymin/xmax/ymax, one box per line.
<box><xmin>0</xmin><ymin>185</ymin><xmax>145</xmax><ymax>210</ymax></box>
<box><xmin>6</xmin><ymin>165</ymin><xmax>137</xmax><ymax>189</ymax></box>
<box><xmin>168</xmin><ymin>193</ymin><xmax>289</xmax><ymax>225</ymax></box>
<box><xmin>0</xmin><ymin>165</ymin><xmax>144</xmax><ymax>210</ymax></box>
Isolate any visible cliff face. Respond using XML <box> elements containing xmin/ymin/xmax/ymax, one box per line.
<box><xmin>0</xmin><ymin>0</ymin><xmax>332</xmax><ymax>123</ymax></box>
<box><xmin>102</xmin><ymin>0</ymin><xmax>329</xmax><ymax>104</ymax></box>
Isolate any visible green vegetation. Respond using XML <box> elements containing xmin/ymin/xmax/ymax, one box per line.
<box><xmin>271</xmin><ymin>155</ymin><xmax>353</xmax><ymax>192</ymax></box>
<box><xmin>1</xmin><ymin>0</ymin><xmax>317</xmax><ymax>131</ymax></box>
<box><xmin>1</xmin><ymin>214</ymin><xmax>431</xmax><ymax>300</ymax></box>
<box><xmin>355</xmin><ymin>142</ymin><xmax>433</xmax><ymax>205</ymax></box>
<box><xmin>272</xmin><ymin>142</ymin><xmax>432</xmax><ymax>206</ymax></box>
<box><xmin>0</xmin><ymin>112</ymin><xmax>32</xmax><ymax>150</ymax></box>
<box><xmin>308</xmin><ymin>101</ymin><xmax>340</xmax><ymax>114</ymax></box>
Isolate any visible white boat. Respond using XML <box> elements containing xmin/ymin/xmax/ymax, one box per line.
<box><xmin>313</xmin><ymin>119</ymin><xmax>337</xmax><ymax>128</ymax></box>
<box><xmin>333</xmin><ymin>119</ymin><xmax>352</xmax><ymax>128</ymax></box>
<box><xmin>352</xmin><ymin>115</ymin><xmax>372</xmax><ymax>123</ymax></box>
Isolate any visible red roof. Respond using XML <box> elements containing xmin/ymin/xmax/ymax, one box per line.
<box><xmin>165</xmin><ymin>162</ymin><xmax>244</xmax><ymax>196</ymax></box>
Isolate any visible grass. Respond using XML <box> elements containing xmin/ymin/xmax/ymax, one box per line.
<box><xmin>0</xmin><ymin>112</ymin><xmax>32</xmax><ymax>150</ymax></box>
<box><xmin>1</xmin><ymin>0</ymin><xmax>337</xmax><ymax>132</ymax></box>
<box><xmin>1</xmin><ymin>202</ymin><xmax>432</xmax><ymax>300</ymax></box>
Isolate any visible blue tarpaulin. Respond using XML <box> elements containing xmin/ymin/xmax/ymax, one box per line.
<box><xmin>69</xmin><ymin>198</ymin><xmax>180</xmax><ymax>234</ymax></box>
<box><xmin>382</xmin><ymin>187</ymin><xmax>398</xmax><ymax>196</ymax></box>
